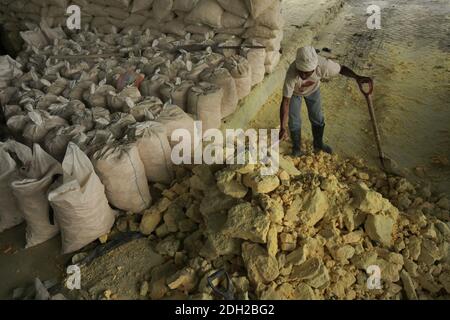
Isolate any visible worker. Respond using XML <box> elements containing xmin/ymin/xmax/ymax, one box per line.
<box><xmin>279</xmin><ymin>46</ymin><xmax>373</xmax><ymax>156</ymax></box>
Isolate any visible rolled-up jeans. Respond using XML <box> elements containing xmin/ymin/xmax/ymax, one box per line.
<box><xmin>288</xmin><ymin>88</ymin><xmax>324</xmax><ymax>132</ymax></box>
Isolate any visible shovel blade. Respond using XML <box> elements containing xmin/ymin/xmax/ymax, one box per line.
<box><xmin>381</xmin><ymin>156</ymin><xmax>406</xmax><ymax>177</ymax></box>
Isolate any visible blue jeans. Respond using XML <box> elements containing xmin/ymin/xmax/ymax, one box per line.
<box><xmin>288</xmin><ymin>88</ymin><xmax>324</xmax><ymax>132</ymax></box>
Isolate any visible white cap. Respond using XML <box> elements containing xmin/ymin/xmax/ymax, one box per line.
<box><xmin>295</xmin><ymin>46</ymin><xmax>318</xmax><ymax>72</ymax></box>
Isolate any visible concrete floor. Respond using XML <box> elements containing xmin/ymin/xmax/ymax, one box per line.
<box><xmin>252</xmin><ymin>0</ymin><xmax>450</xmax><ymax>196</ymax></box>
<box><xmin>0</xmin><ymin>224</ymin><xmax>70</xmax><ymax>299</ymax></box>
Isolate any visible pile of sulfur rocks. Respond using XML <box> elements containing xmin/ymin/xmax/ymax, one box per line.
<box><xmin>76</xmin><ymin>144</ymin><xmax>449</xmax><ymax>300</ymax></box>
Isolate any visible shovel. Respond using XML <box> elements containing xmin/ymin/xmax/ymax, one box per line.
<box><xmin>358</xmin><ymin>80</ymin><xmax>402</xmax><ymax>176</ymax></box>
<box><xmin>207</xmin><ymin>269</ymin><xmax>235</xmax><ymax>300</ymax></box>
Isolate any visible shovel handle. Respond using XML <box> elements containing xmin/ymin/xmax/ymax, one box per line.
<box><xmin>358</xmin><ymin>79</ymin><xmax>374</xmax><ymax>96</ymax></box>
<box><xmin>365</xmin><ymin>92</ymin><xmax>388</xmax><ymax>170</ymax></box>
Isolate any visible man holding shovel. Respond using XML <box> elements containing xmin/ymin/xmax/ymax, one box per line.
<box><xmin>279</xmin><ymin>46</ymin><xmax>373</xmax><ymax>156</ymax></box>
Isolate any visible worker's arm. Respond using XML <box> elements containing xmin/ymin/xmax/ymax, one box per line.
<box><xmin>279</xmin><ymin>96</ymin><xmax>291</xmax><ymax>140</ymax></box>
<box><xmin>340</xmin><ymin>65</ymin><xmax>373</xmax><ymax>88</ymax></box>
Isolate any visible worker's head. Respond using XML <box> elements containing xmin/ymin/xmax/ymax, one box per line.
<box><xmin>295</xmin><ymin>46</ymin><xmax>318</xmax><ymax>79</ymax></box>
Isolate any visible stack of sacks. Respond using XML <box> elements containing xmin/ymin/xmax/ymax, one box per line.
<box><xmin>0</xmin><ymin>5</ymin><xmax>284</xmax><ymax>236</ymax></box>
<box><xmin>0</xmin><ymin>140</ymin><xmax>116</xmax><ymax>254</ymax></box>
<box><xmin>0</xmin><ymin>55</ymin><xmax>23</xmax><ymax>89</ymax></box>
<box><xmin>1</xmin><ymin>24</ymin><xmax>266</xmax><ymax>165</ymax></box>
<box><xmin>1</xmin><ymin>0</ymin><xmax>283</xmax><ymax>76</ymax></box>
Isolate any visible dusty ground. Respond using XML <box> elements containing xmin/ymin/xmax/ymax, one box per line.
<box><xmin>251</xmin><ymin>0</ymin><xmax>450</xmax><ymax>197</ymax></box>
<box><xmin>63</xmin><ymin>237</ymin><xmax>166</xmax><ymax>300</ymax></box>
<box><xmin>0</xmin><ymin>224</ymin><xmax>71</xmax><ymax>299</ymax></box>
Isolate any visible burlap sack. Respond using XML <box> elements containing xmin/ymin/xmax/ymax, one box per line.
<box><xmin>0</xmin><ymin>141</ymin><xmax>31</xmax><ymax>232</ymax></box>
<box><xmin>11</xmin><ymin>144</ymin><xmax>62</xmax><ymax>248</ymax></box>
<box><xmin>185</xmin><ymin>0</ymin><xmax>223</xmax><ymax>28</ymax></box>
<box><xmin>126</xmin><ymin>122</ymin><xmax>174</xmax><ymax>184</ymax></box>
<box><xmin>223</xmin><ymin>56</ymin><xmax>252</xmax><ymax>99</ymax></box>
<box><xmin>48</xmin><ymin>143</ymin><xmax>116</xmax><ymax>254</ymax></box>
<box><xmin>187</xmin><ymin>82</ymin><xmax>223</xmax><ymax>131</ymax></box>
<box><xmin>92</xmin><ymin>143</ymin><xmax>151</xmax><ymax>213</ymax></box>
<box><xmin>200</xmin><ymin>68</ymin><xmax>238</xmax><ymax>118</ymax></box>
<box><xmin>155</xmin><ymin>104</ymin><xmax>196</xmax><ymax>148</ymax></box>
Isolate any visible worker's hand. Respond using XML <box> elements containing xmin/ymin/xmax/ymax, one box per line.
<box><xmin>279</xmin><ymin>127</ymin><xmax>289</xmax><ymax>141</ymax></box>
<box><xmin>357</xmin><ymin>76</ymin><xmax>374</xmax><ymax>95</ymax></box>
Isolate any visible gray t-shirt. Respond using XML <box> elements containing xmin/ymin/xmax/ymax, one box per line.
<box><xmin>283</xmin><ymin>55</ymin><xmax>341</xmax><ymax>98</ymax></box>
